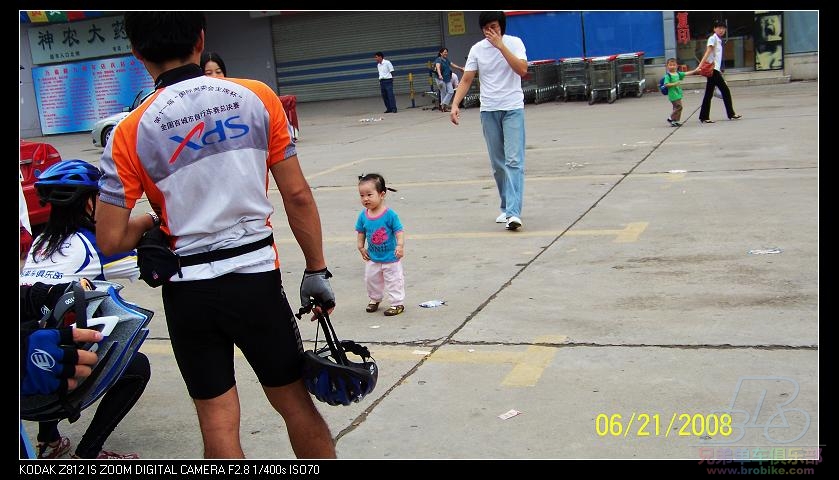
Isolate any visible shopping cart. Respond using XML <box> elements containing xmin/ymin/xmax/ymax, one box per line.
<box><xmin>535</xmin><ymin>59</ymin><xmax>560</xmax><ymax>104</ymax></box>
<box><xmin>587</xmin><ymin>54</ymin><xmax>618</xmax><ymax>105</ymax></box>
<box><xmin>615</xmin><ymin>52</ymin><xmax>646</xmax><ymax>98</ymax></box>
<box><xmin>461</xmin><ymin>73</ymin><xmax>481</xmax><ymax>109</ymax></box>
<box><xmin>521</xmin><ymin>63</ymin><xmax>538</xmax><ymax>104</ymax></box>
<box><xmin>558</xmin><ymin>57</ymin><xmax>589</xmax><ymax>102</ymax></box>
<box><xmin>526</xmin><ymin>59</ymin><xmax>559</xmax><ymax>104</ymax></box>
<box><xmin>554</xmin><ymin>62</ymin><xmax>563</xmax><ymax>101</ymax></box>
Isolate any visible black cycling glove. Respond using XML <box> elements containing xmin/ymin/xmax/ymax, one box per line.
<box><xmin>300</xmin><ymin>268</ymin><xmax>336</xmax><ymax>312</ymax></box>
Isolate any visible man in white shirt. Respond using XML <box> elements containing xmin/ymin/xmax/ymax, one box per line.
<box><xmin>375</xmin><ymin>51</ymin><xmax>398</xmax><ymax>113</ymax></box>
<box><xmin>449</xmin><ymin>11</ymin><xmax>528</xmax><ymax>231</ymax></box>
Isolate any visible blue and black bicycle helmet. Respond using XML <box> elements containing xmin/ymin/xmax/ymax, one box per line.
<box><xmin>299</xmin><ymin>301</ymin><xmax>378</xmax><ymax>406</ymax></box>
<box><xmin>21</xmin><ymin>280</ymin><xmax>153</xmax><ymax>423</ymax></box>
<box><xmin>35</xmin><ymin>159</ymin><xmax>101</xmax><ymax>206</ymax></box>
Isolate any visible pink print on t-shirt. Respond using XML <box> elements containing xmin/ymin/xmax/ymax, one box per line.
<box><xmin>371</xmin><ymin>227</ymin><xmax>388</xmax><ymax>245</ymax></box>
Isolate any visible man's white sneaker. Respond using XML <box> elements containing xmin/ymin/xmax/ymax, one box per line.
<box><xmin>506</xmin><ymin>216</ymin><xmax>522</xmax><ymax>230</ymax></box>
<box><xmin>495</xmin><ymin>213</ymin><xmax>508</xmax><ymax>223</ymax></box>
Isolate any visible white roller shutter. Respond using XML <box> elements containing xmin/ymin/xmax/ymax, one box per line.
<box><xmin>271</xmin><ymin>11</ymin><xmax>442</xmax><ymax>102</ymax></box>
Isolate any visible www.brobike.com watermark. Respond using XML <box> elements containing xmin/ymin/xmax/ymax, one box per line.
<box><xmin>695</xmin><ymin>375</ymin><xmax>819</xmax><ymax>472</ymax></box>
<box><xmin>698</xmin><ymin>376</ymin><xmax>813</xmax><ymax>447</ymax></box>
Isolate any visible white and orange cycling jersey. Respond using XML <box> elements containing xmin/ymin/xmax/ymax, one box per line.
<box><xmin>98</xmin><ymin>73</ymin><xmax>296</xmax><ymax>281</ymax></box>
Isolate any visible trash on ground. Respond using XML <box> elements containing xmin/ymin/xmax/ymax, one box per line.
<box><xmin>412</xmin><ymin>350</ymin><xmax>432</xmax><ymax>355</ymax></box>
<box><xmin>498</xmin><ymin>409</ymin><xmax>522</xmax><ymax>420</ymax></box>
<box><xmin>359</xmin><ymin>117</ymin><xmax>383</xmax><ymax>122</ymax></box>
<box><xmin>369</xmin><ymin>325</ymin><xmax>380</xmax><ymax>329</ymax></box>
<box><xmin>668</xmin><ymin>169</ymin><xmax>687</xmax><ymax>173</ymax></box>
<box><xmin>748</xmin><ymin>248</ymin><xmax>782</xmax><ymax>255</ymax></box>
<box><xmin>419</xmin><ymin>300</ymin><xmax>446</xmax><ymax>308</ymax></box>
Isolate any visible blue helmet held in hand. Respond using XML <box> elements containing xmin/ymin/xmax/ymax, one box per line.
<box><xmin>21</xmin><ymin>280</ymin><xmax>153</xmax><ymax>423</ymax></box>
<box><xmin>299</xmin><ymin>300</ymin><xmax>378</xmax><ymax>406</ymax></box>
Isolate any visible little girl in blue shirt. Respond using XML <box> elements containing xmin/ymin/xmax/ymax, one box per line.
<box><xmin>355</xmin><ymin>173</ymin><xmax>405</xmax><ymax>316</ymax></box>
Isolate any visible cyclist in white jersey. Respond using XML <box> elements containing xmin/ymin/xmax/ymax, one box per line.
<box><xmin>95</xmin><ymin>12</ymin><xmax>336</xmax><ymax>459</ymax></box>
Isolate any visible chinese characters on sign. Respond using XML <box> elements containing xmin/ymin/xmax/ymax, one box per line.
<box><xmin>448</xmin><ymin>12</ymin><xmax>466</xmax><ymax>35</ymax></box>
<box><xmin>32</xmin><ymin>55</ymin><xmax>154</xmax><ymax>135</ymax></box>
<box><xmin>27</xmin><ymin>16</ymin><xmax>131</xmax><ymax>64</ymax></box>
<box><xmin>676</xmin><ymin>12</ymin><xmax>691</xmax><ymax>45</ymax></box>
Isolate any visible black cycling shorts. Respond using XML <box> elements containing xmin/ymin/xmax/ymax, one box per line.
<box><xmin>162</xmin><ymin>269</ymin><xmax>304</xmax><ymax>400</ymax></box>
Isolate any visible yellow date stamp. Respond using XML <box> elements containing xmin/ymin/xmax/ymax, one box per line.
<box><xmin>595</xmin><ymin>413</ymin><xmax>733</xmax><ymax>438</ymax></box>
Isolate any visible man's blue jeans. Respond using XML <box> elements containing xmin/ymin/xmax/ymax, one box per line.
<box><xmin>480</xmin><ymin>108</ymin><xmax>525</xmax><ymax>218</ymax></box>
<box><xmin>380</xmin><ymin>79</ymin><xmax>397</xmax><ymax>112</ymax></box>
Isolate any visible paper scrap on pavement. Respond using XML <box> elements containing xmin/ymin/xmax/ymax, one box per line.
<box><xmin>498</xmin><ymin>409</ymin><xmax>522</xmax><ymax>420</ymax></box>
<box><xmin>419</xmin><ymin>300</ymin><xmax>446</xmax><ymax>308</ymax></box>
<box><xmin>412</xmin><ymin>350</ymin><xmax>432</xmax><ymax>355</ymax></box>
<box><xmin>748</xmin><ymin>248</ymin><xmax>782</xmax><ymax>255</ymax></box>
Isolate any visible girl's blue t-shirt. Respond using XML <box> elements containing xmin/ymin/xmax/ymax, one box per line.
<box><xmin>355</xmin><ymin>207</ymin><xmax>404</xmax><ymax>263</ymax></box>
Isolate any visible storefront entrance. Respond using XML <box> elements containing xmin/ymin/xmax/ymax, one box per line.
<box><xmin>674</xmin><ymin>11</ymin><xmax>775</xmax><ymax>72</ymax></box>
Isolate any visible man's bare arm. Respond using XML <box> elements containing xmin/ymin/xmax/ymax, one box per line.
<box><xmin>270</xmin><ymin>155</ymin><xmax>327</xmax><ymax>271</ymax></box>
<box><xmin>95</xmin><ymin>200</ymin><xmax>154</xmax><ymax>255</ymax></box>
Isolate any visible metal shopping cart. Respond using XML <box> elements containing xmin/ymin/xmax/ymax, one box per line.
<box><xmin>461</xmin><ymin>73</ymin><xmax>481</xmax><ymax>109</ymax></box>
<box><xmin>587</xmin><ymin>54</ymin><xmax>618</xmax><ymax>105</ymax></box>
<box><xmin>529</xmin><ymin>59</ymin><xmax>559</xmax><ymax>104</ymax></box>
<box><xmin>554</xmin><ymin>62</ymin><xmax>563</xmax><ymax>101</ymax></box>
<box><xmin>558</xmin><ymin>57</ymin><xmax>589</xmax><ymax>102</ymax></box>
<box><xmin>521</xmin><ymin>62</ymin><xmax>538</xmax><ymax>104</ymax></box>
<box><xmin>615</xmin><ymin>52</ymin><xmax>646</xmax><ymax>98</ymax></box>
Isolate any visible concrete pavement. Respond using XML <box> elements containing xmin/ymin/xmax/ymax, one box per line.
<box><xmin>21</xmin><ymin>81</ymin><xmax>819</xmax><ymax>460</ymax></box>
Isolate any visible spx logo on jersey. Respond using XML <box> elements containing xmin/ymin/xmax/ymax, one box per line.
<box><xmin>168</xmin><ymin>115</ymin><xmax>250</xmax><ymax>164</ymax></box>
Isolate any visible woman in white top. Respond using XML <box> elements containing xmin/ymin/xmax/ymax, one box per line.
<box><xmin>698</xmin><ymin>20</ymin><xmax>742</xmax><ymax>123</ymax></box>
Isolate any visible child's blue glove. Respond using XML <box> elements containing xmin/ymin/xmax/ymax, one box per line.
<box><xmin>22</xmin><ymin>328</ymin><xmax>78</xmax><ymax>396</ymax></box>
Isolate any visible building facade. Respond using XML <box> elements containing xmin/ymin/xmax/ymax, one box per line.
<box><xmin>20</xmin><ymin>10</ymin><xmax>818</xmax><ymax>138</ymax></box>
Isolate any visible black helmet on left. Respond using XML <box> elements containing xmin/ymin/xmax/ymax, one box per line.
<box><xmin>35</xmin><ymin>159</ymin><xmax>101</xmax><ymax>206</ymax></box>
<box><xmin>21</xmin><ymin>280</ymin><xmax>153</xmax><ymax>423</ymax></box>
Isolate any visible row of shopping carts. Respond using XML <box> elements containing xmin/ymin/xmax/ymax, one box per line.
<box><xmin>522</xmin><ymin>52</ymin><xmax>646</xmax><ymax>105</ymax></box>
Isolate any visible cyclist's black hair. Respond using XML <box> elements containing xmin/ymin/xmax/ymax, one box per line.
<box><xmin>124</xmin><ymin>12</ymin><xmax>206</xmax><ymax>64</ymax></box>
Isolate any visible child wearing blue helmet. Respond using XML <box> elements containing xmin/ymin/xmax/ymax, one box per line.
<box><xmin>20</xmin><ymin>159</ymin><xmax>147</xmax><ymax>459</ymax></box>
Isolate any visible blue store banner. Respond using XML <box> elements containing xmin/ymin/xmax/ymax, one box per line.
<box><xmin>32</xmin><ymin>55</ymin><xmax>153</xmax><ymax>135</ymax></box>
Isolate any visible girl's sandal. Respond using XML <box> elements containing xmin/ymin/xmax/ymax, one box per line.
<box><xmin>384</xmin><ymin>305</ymin><xmax>405</xmax><ymax>316</ymax></box>
<box><xmin>365</xmin><ymin>301</ymin><xmax>380</xmax><ymax>313</ymax></box>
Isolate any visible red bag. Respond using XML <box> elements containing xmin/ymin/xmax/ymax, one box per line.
<box><xmin>698</xmin><ymin>60</ymin><xmax>715</xmax><ymax>77</ymax></box>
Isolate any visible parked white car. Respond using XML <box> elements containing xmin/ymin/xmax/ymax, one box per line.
<box><xmin>91</xmin><ymin>88</ymin><xmax>154</xmax><ymax>148</ymax></box>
